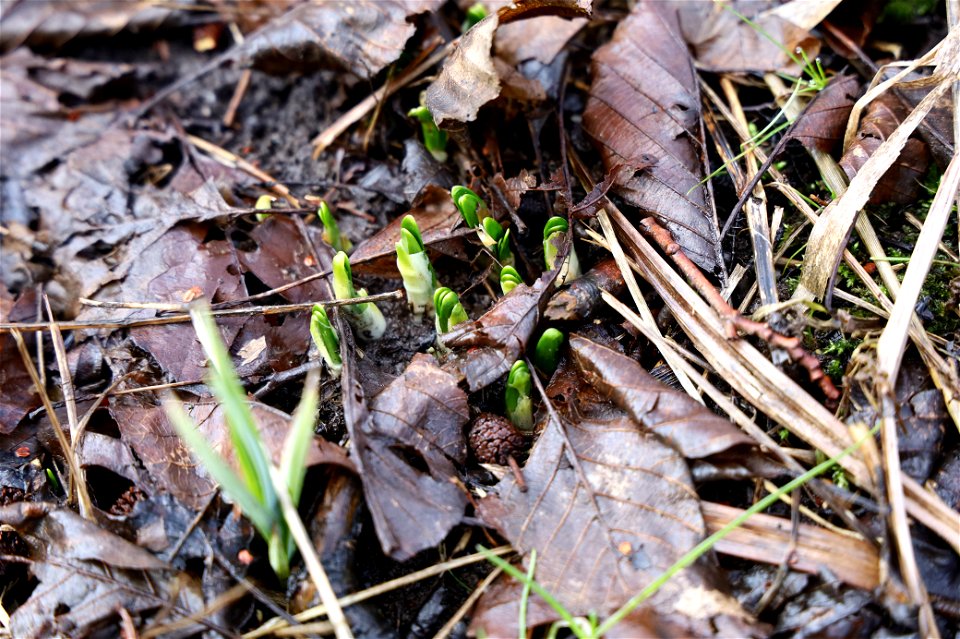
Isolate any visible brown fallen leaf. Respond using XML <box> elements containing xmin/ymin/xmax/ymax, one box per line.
<box><xmin>350</xmin><ymin>185</ymin><xmax>470</xmax><ymax>277</ymax></box>
<box><xmin>240</xmin><ymin>0</ymin><xmax>443</xmax><ymax>78</ymax></box>
<box><xmin>341</xmin><ymin>351</ymin><xmax>470</xmax><ymax>560</ymax></box>
<box><xmin>583</xmin><ymin>1</ymin><xmax>722</xmax><ymax>271</ymax></box>
<box><xmin>108</xmin><ymin>399</ymin><xmax>352</xmax><ymax>510</ymax></box>
<box><xmin>473</xmin><ymin>335</ymin><xmax>762</xmax><ymax>636</ymax></box>
<box><xmin>789</xmin><ymin>73</ymin><xmax>862</xmax><ymax>153</ymax></box>
<box><xmin>494</xmin><ymin>15</ymin><xmax>587</xmax><ymax>67</ymax></box>
<box><xmin>840</xmin><ymin>91</ymin><xmax>932</xmax><ymax>204</ymax></box>
<box><xmin>444</xmin><ymin>272</ymin><xmax>554</xmax><ymax>392</ymax></box>
<box><xmin>236</xmin><ymin>216</ymin><xmax>332</xmax><ymax>303</ymax></box>
<box><xmin>570</xmin><ymin>336</ymin><xmax>753</xmax><ymax>459</ymax></box>
<box><xmin>1</xmin><ymin>502</ymin><xmax>205</xmax><ymax>639</ymax></box>
<box><xmin>0</xmin><ymin>289</ymin><xmax>39</xmax><ymax>433</ymax></box>
<box><xmin>671</xmin><ymin>0</ymin><xmax>824</xmax><ymax>73</ymax></box>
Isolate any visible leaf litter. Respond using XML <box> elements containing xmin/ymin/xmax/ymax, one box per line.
<box><xmin>1</xmin><ymin>0</ymin><xmax>958</xmax><ymax>637</ymax></box>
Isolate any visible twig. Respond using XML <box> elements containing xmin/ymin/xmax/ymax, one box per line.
<box><xmin>430</xmin><ymin>566</ymin><xmax>503</xmax><ymax>639</ymax></box>
<box><xmin>223</xmin><ymin>69</ymin><xmax>252</xmax><ymax>128</ymax></box>
<box><xmin>638</xmin><ymin>217</ymin><xmax>840</xmax><ymax>401</ymax></box>
<box><xmin>2</xmin><ymin>292</ymin><xmax>403</xmax><ymax>333</ymax></box>
<box><xmin>186</xmin><ymin>134</ymin><xmax>299</xmax><ymax>207</ymax></box>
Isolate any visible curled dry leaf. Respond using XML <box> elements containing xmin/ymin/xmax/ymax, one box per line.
<box><xmin>443</xmin><ymin>272</ymin><xmax>554</xmax><ymax>392</ymax></box>
<box><xmin>342</xmin><ymin>351</ymin><xmax>470</xmax><ymax>560</ymax></box>
<box><xmin>473</xmin><ymin>335</ymin><xmax>761</xmax><ymax>637</ymax></box>
<box><xmin>426</xmin><ymin>13</ymin><xmax>501</xmax><ymax>126</ymax></box>
<box><xmin>583</xmin><ymin>1</ymin><xmax>721</xmax><ymax>271</ymax></box>
<box><xmin>240</xmin><ymin>0</ymin><xmax>444</xmax><ymax>78</ymax></box>
<box><xmin>1</xmin><ymin>502</ymin><xmax>204</xmax><ymax>639</ymax></box>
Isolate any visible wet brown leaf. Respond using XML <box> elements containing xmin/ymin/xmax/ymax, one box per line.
<box><xmin>570</xmin><ymin>336</ymin><xmax>752</xmax><ymax>458</ymax></box>
<box><xmin>583</xmin><ymin>1</ymin><xmax>721</xmax><ymax>271</ymax></box>
<box><xmin>0</xmin><ymin>289</ymin><xmax>39</xmax><ymax>432</ymax></box>
<box><xmin>494</xmin><ymin>15</ymin><xmax>587</xmax><ymax>67</ymax></box>
<box><xmin>342</xmin><ymin>352</ymin><xmax>469</xmax><ymax>560</ymax></box>
<box><xmin>672</xmin><ymin>0</ymin><xmax>823</xmax><ymax>73</ymax></box>
<box><xmin>236</xmin><ymin>216</ymin><xmax>332</xmax><ymax>303</ymax></box>
<box><xmin>473</xmin><ymin>336</ymin><xmax>760</xmax><ymax>637</ymax></box>
<box><xmin>789</xmin><ymin>73</ymin><xmax>861</xmax><ymax>153</ymax></box>
<box><xmin>240</xmin><ymin>0</ymin><xmax>443</xmax><ymax>78</ymax></box>
<box><xmin>350</xmin><ymin>185</ymin><xmax>469</xmax><ymax>277</ymax></box>
<box><xmin>1</xmin><ymin>502</ymin><xmax>204</xmax><ymax>639</ymax></box>
<box><xmin>839</xmin><ymin>92</ymin><xmax>930</xmax><ymax>204</ymax></box>
<box><xmin>0</xmin><ymin>0</ymin><xmax>185</xmax><ymax>53</ymax></box>
<box><xmin>444</xmin><ymin>272</ymin><xmax>553</xmax><ymax>392</ymax></box>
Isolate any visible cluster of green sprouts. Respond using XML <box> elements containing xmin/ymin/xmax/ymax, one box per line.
<box><xmin>504</xmin><ymin>330</ymin><xmax>566</xmax><ymax>431</ymax></box>
<box><xmin>332</xmin><ymin>251</ymin><xmax>386</xmax><ymax>341</ymax></box>
<box><xmin>434</xmin><ymin>286</ymin><xmax>468</xmax><ymax>337</ymax></box>
<box><xmin>164</xmin><ymin>302</ymin><xmax>319</xmax><ymax>579</ymax></box>
<box><xmin>543</xmin><ymin>216</ymin><xmax>580</xmax><ymax>284</ymax></box>
<box><xmin>396</xmin><ymin>215</ymin><xmax>438</xmax><ymax>317</ymax></box>
<box><xmin>310</xmin><ymin>303</ymin><xmax>342</xmax><ymax>377</ymax></box>
<box><xmin>451</xmin><ymin>185</ymin><xmax>516</xmax><ymax>267</ymax></box>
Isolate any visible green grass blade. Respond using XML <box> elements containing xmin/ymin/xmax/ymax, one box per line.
<box><xmin>518</xmin><ymin>549</ymin><xmax>537</xmax><ymax>639</ymax></box>
<box><xmin>280</xmin><ymin>371</ymin><xmax>320</xmax><ymax>507</ymax></box>
<box><xmin>163</xmin><ymin>395</ymin><xmax>274</xmax><ymax>538</ymax></box>
<box><xmin>594</xmin><ymin>423</ymin><xmax>881</xmax><ymax>636</ymax></box>
<box><xmin>189</xmin><ymin>303</ymin><xmax>276</xmax><ymax>511</ymax></box>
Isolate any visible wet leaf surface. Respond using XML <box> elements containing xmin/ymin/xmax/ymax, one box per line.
<box><xmin>473</xmin><ymin>335</ymin><xmax>761</xmax><ymax>637</ymax></box>
<box><xmin>1</xmin><ymin>502</ymin><xmax>205</xmax><ymax>639</ymax></box>
<box><xmin>790</xmin><ymin>73</ymin><xmax>861</xmax><ymax>153</ymax></box>
<box><xmin>583</xmin><ymin>1</ymin><xmax>721</xmax><ymax>271</ymax></box>
<box><xmin>0</xmin><ymin>290</ymin><xmax>38</xmax><ymax>432</ymax></box>
<box><xmin>240</xmin><ymin>0</ymin><xmax>444</xmax><ymax>78</ymax></box>
<box><xmin>342</xmin><ymin>350</ymin><xmax>469</xmax><ymax>560</ymax></box>
<box><xmin>444</xmin><ymin>272</ymin><xmax>554</xmax><ymax>392</ymax></box>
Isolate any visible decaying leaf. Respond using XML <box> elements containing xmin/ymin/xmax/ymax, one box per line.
<box><xmin>240</xmin><ymin>0</ymin><xmax>444</xmax><ymax>78</ymax></box>
<box><xmin>494</xmin><ymin>15</ymin><xmax>587</xmax><ymax>67</ymax></box>
<box><xmin>108</xmin><ymin>399</ymin><xmax>351</xmax><ymax>510</ymax></box>
<box><xmin>350</xmin><ymin>185</ymin><xmax>470</xmax><ymax>277</ymax></box>
<box><xmin>426</xmin><ymin>13</ymin><xmax>501</xmax><ymax>126</ymax></box>
<box><xmin>473</xmin><ymin>336</ymin><xmax>761</xmax><ymax>636</ymax></box>
<box><xmin>839</xmin><ymin>91</ymin><xmax>931</xmax><ymax>204</ymax></box>
<box><xmin>583</xmin><ymin>1</ymin><xmax>721</xmax><ymax>271</ymax></box>
<box><xmin>1</xmin><ymin>502</ymin><xmax>204</xmax><ymax>639</ymax></box>
<box><xmin>444</xmin><ymin>272</ymin><xmax>554</xmax><ymax>392</ymax></box>
<box><xmin>0</xmin><ymin>289</ymin><xmax>38</xmax><ymax>432</ymax></box>
<box><xmin>342</xmin><ymin>352</ymin><xmax>470</xmax><ymax>560</ymax></box>
<box><xmin>672</xmin><ymin>0</ymin><xmax>826</xmax><ymax>73</ymax></box>
<box><xmin>789</xmin><ymin>73</ymin><xmax>861</xmax><ymax>153</ymax></box>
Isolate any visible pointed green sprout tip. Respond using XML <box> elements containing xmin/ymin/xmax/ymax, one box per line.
<box><xmin>463</xmin><ymin>2</ymin><xmax>488</xmax><ymax>30</ymax></box>
<box><xmin>332</xmin><ymin>251</ymin><xmax>386</xmax><ymax>341</ymax></box>
<box><xmin>534</xmin><ymin>328</ymin><xmax>565</xmax><ymax>375</ymax></box>
<box><xmin>318</xmin><ymin>201</ymin><xmax>351</xmax><ymax>253</ymax></box>
<box><xmin>434</xmin><ymin>287</ymin><xmax>468</xmax><ymax>335</ymax></box>
<box><xmin>451</xmin><ymin>186</ymin><xmax>488</xmax><ymax>228</ymax></box>
<box><xmin>500</xmin><ymin>265</ymin><xmax>523</xmax><ymax>295</ymax></box>
<box><xmin>495</xmin><ymin>228</ymin><xmax>514</xmax><ymax>266</ymax></box>
<box><xmin>396</xmin><ymin>215</ymin><xmax>437</xmax><ymax>317</ymax></box>
<box><xmin>543</xmin><ymin>215</ymin><xmax>580</xmax><ymax>282</ymax></box>
<box><xmin>505</xmin><ymin>360</ymin><xmax>534</xmax><ymax>431</ymax></box>
<box><xmin>479</xmin><ymin>217</ymin><xmax>513</xmax><ymax>266</ymax></box>
<box><xmin>408</xmin><ymin>105</ymin><xmax>448</xmax><ymax>162</ymax></box>
<box><xmin>310</xmin><ymin>304</ymin><xmax>342</xmax><ymax>376</ymax></box>
<box><xmin>254</xmin><ymin>194</ymin><xmax>274</xmax><ymax>222</ymax></box>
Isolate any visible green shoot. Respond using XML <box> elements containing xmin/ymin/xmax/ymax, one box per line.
<box><xmin>451</xmin><ymin>186</ymin><xmax>489</xmax><ymax>228</ymax></box>
<box><xmin>462</xmin><ymin>2</ymin><xmax>488</xmax><ymax>31</ymax></box>
<box><xmin>500</xmin><ymin>265</ymin><xmax>523</xmax><ymax>295</ymax></box>
<box><xmin>434</xmin><ymin>286</ymin><xmax>469</xmax><ymax>335</ymax></box>
<box><xmin>543</xmin><ymin>216</ymin><xmax>580</xmax><ymax>284</ymax></box>
<box><xmin>164</xmin><ymin>301</ymin><xmax>320</xmax><ymax>579</ymax></box>
<box><xmin>254</xmin><ymin>194</ymin><xmax>274</xmax><ymax>222</ymax></box>
<box><xmin>310</xmin><ymin>303</ymin><xmax>342</xmax><ymax>377</ymax></box>
<box><xmin>505</xmin><ymin>360</ymin><xmax>533</xmax><ymax>431</ymax></box>
<box><xmin>481</xmin><ymin>217</ymin><xmax>514</xmax><ymax>267</ymax></box>
<box><xmin>318</xmin><ymin>201</ymin><xmax>352</xmax><ymax>253</ymax></box>
<box><xmin>332</xmin><ymin>251</ymin><xmax>386</xmax><ymax>341</ymax></box>
<box><xmin>396</xmin><ymin>214</ymin><xmax>438</xmax><ymax>317</ymax></box>
<box><xmin>534</xmin><ymin>329</ymin><xmax>564</xmax><ymax>376</ymax></box>
<box><xmin>518</xmin><ymin>549</ymin><xmax>537</xmax><ymax>639</ymax></box>
<box><xmin>408</xmin><ymin>105</ymin><xmax>448</xmax><ymax>162</ymax></box>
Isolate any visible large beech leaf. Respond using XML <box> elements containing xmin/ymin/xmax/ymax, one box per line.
<box><xmin>1</xmin><ymin>502</ymin><xmax>204</xmax><ymax>639</ymax></box>
<box><xmin>473</xmin><ymin>336</ymin><xmax>760</xmax><ymax>637</ymax></box>
<box><xmin>342</xmin><ymin>351</ymin><xmax>470</xmax><ymax>560</ymax></box>
<box><xmin>583</xmin><ymin>1</ymin><xmax>721</xmax><ymax>271</ymax></box>
<box><xmin>240</xmin><ymin>0</ymin><xmax>443</xmax><ymax>78</ymax></box>
<box><xmin>443</xmin><ymin>272</ymin><xmax>553</xmax><ymax>392</ymax></box>
<box><xmin>789</xmin><ymin>73</ymin><xmax>861</xmax><ymax>153</ymax></box>
<box><xmin>570</xmin><ymin>336</ymin><xmax>752</xmax><ymax>459</ymax></box>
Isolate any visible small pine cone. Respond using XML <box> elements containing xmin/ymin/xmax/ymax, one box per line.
<box><xmin>469</xmin><ymin>413</ymin><xmax>525</xmax><ymax>465</ymax></box>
